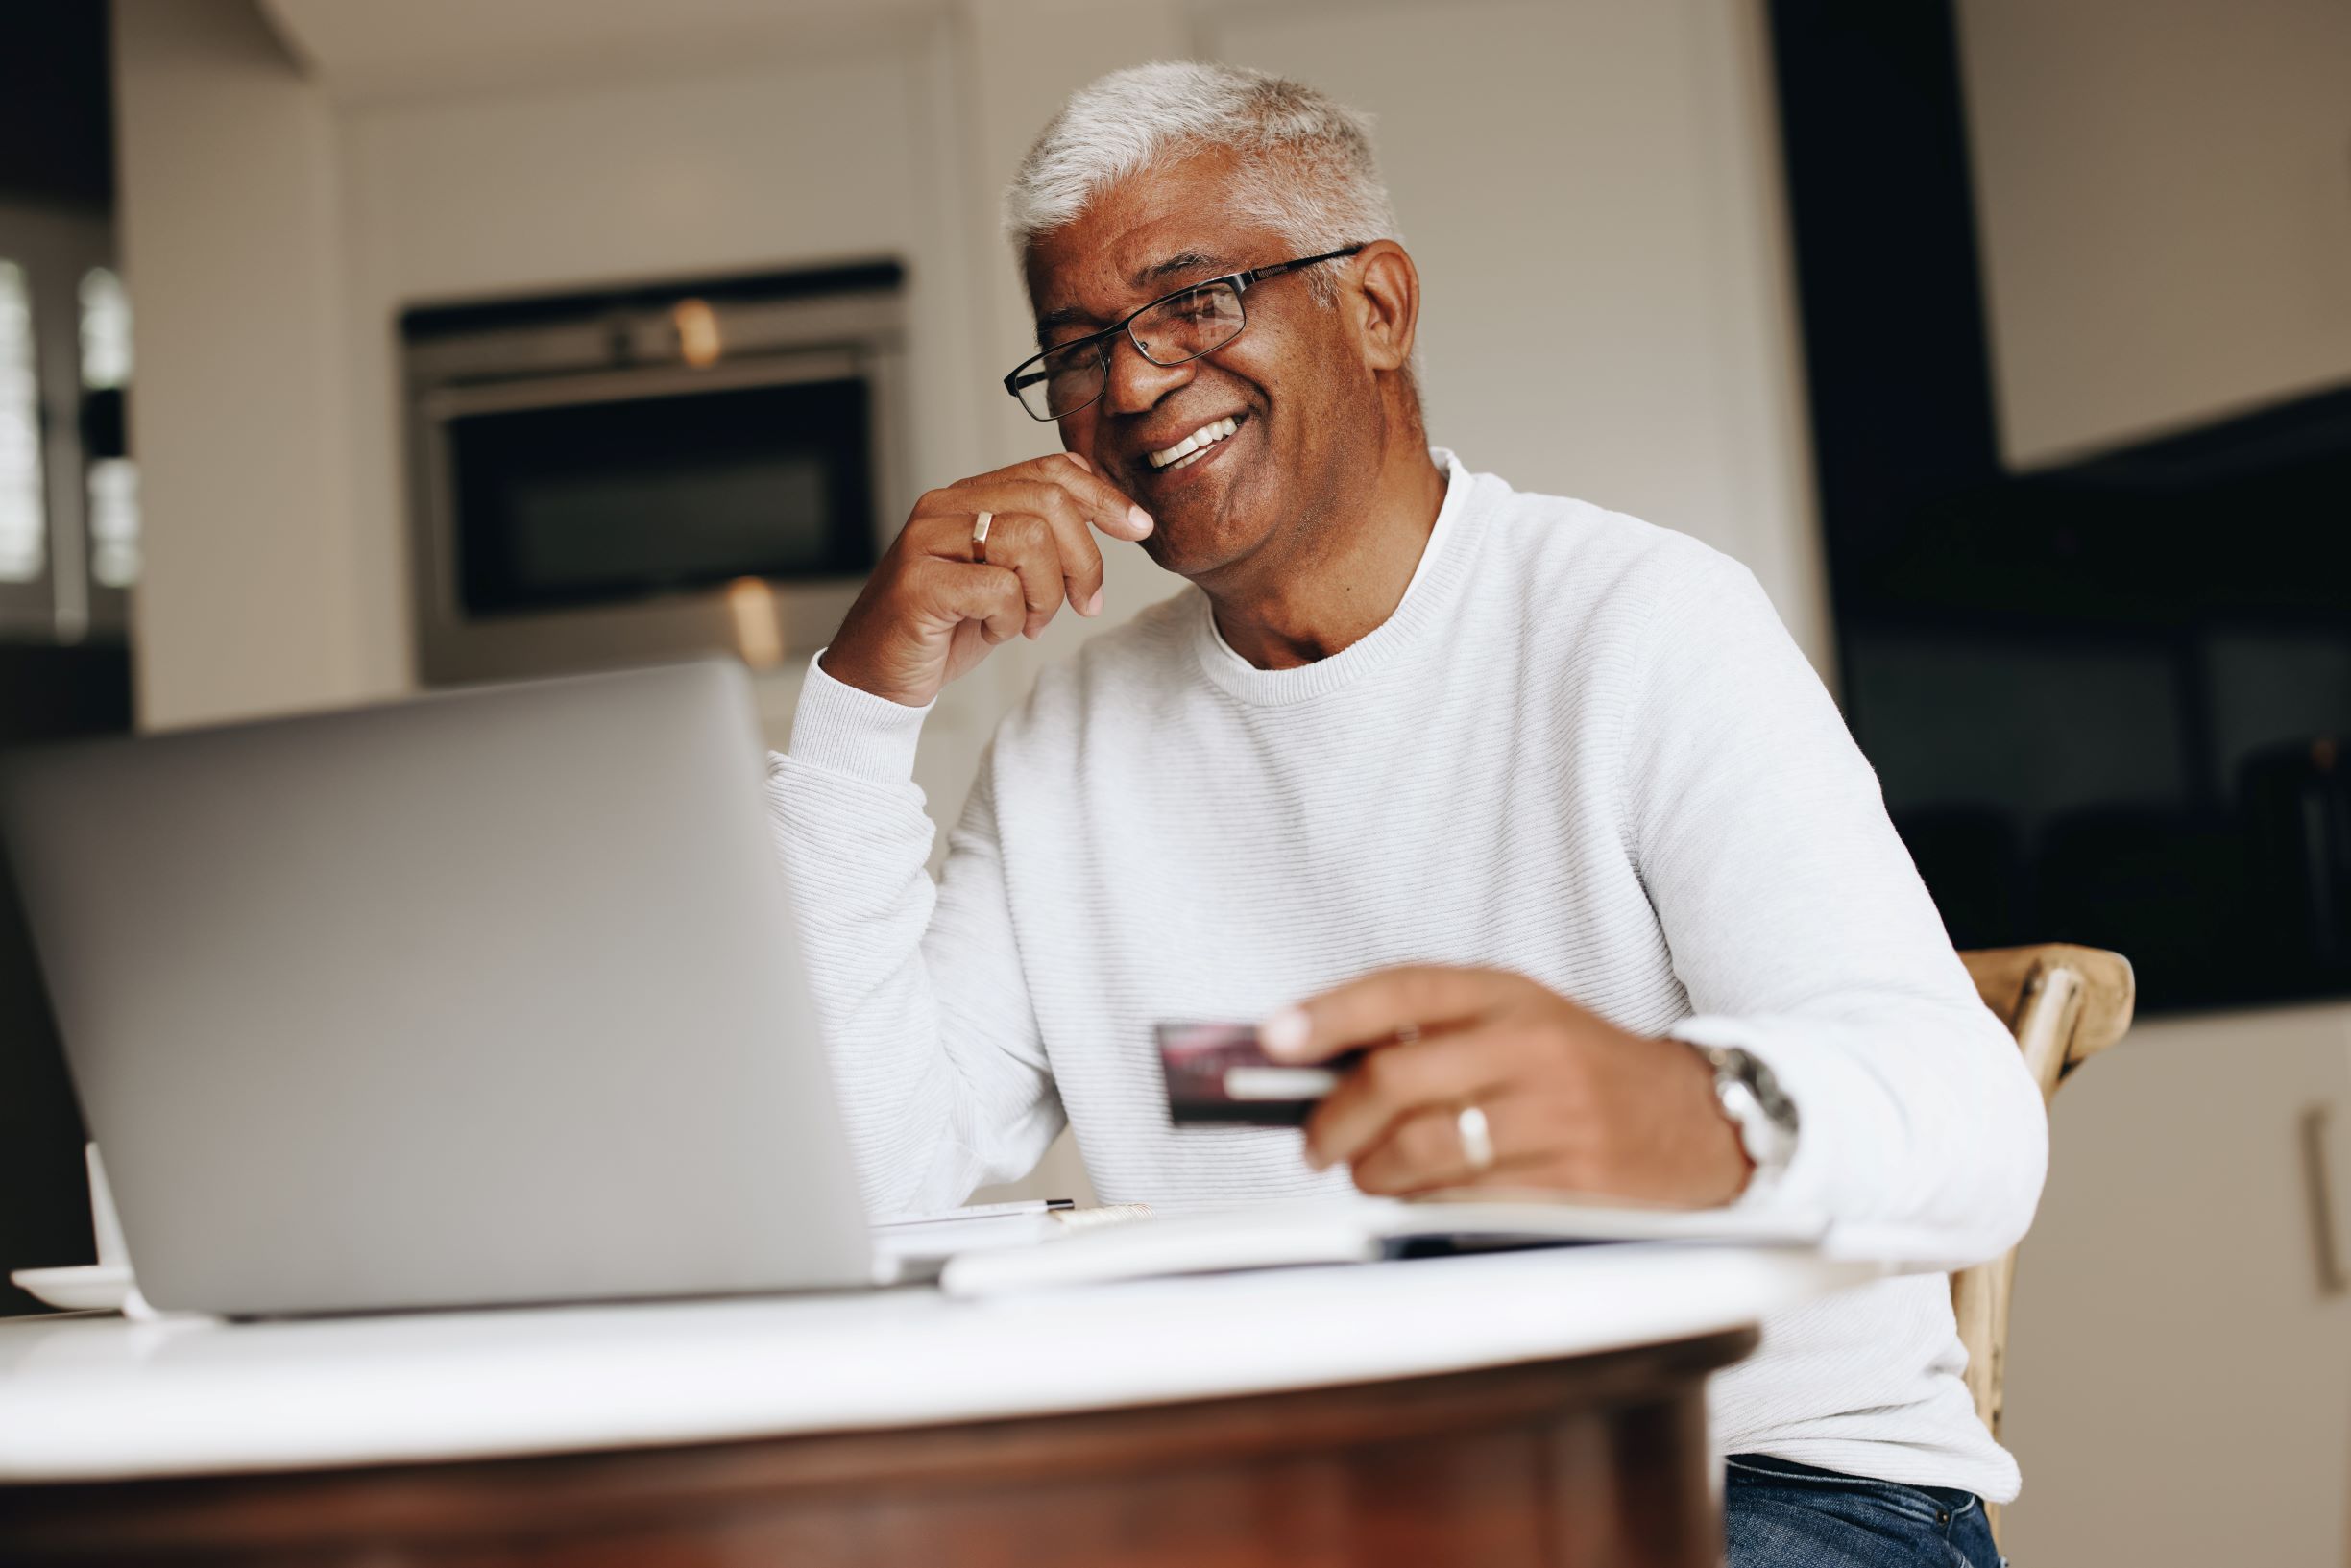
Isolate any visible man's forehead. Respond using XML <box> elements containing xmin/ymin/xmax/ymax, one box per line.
<box><xmin>1023</xmin><ymin>153</ymin><xmax>1279</xmax><ymax>328</ymax></box>
<box><xmin>1030</xmin><ymin>239</ymin><xmax>1239</xmax><ymax>329</ymax></box>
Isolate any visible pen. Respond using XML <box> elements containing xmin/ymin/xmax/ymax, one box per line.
<box><xmin>873</xmin><ymin>1198</ymin><xmax>1076</xmax><ymax>1229</ymax></box>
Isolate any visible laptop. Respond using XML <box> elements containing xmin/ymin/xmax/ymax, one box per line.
<box><xmin>0</xmin><ymin>660</ymin><xmax>880</xmax><ymax>1316</ymax></box>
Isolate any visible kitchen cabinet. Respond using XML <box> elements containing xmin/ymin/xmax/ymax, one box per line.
<box><xmin>2003</xmin><ymin>1002</ymin><xmax>2351</xmax><ymax>1563</ymax></box>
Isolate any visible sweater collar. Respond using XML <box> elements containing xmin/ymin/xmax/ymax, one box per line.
<box><xmin>1187</xmin><ymin>448</ymin><xmax>1487</xmax><ymax>708</ymax></box>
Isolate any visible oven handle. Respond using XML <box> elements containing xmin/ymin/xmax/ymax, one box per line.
<box><xmin>2305</xmin><ymin>1101</ymin><xmax>2349</xmax><ymax>1300</ymax></box>
<box><xmin>418</xmin><ymin>348</ymin><xmax>868</xmax><ymax>421</ymax></box>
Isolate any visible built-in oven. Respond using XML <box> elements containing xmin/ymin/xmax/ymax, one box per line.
<box><xmin>402</xmin><ymin>262</ymin><xmax>908</xmax><ymax>685</ymax></box>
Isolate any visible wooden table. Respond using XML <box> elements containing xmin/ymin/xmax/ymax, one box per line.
<box><xmin>0</xmin><ymin>1246</ymin><xmax>1869</xmax><ymax>1566</ymax></box>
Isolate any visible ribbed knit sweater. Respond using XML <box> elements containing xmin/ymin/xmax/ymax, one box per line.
<box><xmin>766</xmin><ymin>450</ymin><xmax>2048</xmax><ymax>1501</ymax></box>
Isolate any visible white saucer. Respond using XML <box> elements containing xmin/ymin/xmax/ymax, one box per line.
<box><xmin>12</xmin><ymin>1264</ymin><xmax>134</xmax><ymax>1314</ymax></box>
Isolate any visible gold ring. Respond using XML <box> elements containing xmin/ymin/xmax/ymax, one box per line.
<box><xmin>971</xmin><ymin>510</ymin><xmax>993</xmax><ymax>564</ymax></box>
<box><xmin>1456</xmin><ymin>1103</ymin><xmax>1494</xmax><ymax>1174</ymax></box>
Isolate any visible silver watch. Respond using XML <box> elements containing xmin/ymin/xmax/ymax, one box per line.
<box><xmin>1692</xmin><ymin>1044</ymin><xmax>1800</xmax><ymax>1189</ymax></box>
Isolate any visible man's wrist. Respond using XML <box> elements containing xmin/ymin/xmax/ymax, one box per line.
<box><xmin>786</xmin><ymin>651</ymin><xmax>933</xmax><ymax>785</ymax></box>
<box><xmin>1685</xmin><ymin>1041</ymin><xmax>1800</xmax><ymax>1198</ymax></box>
<box><xmin>1666</xmin><ymin>1034</ymin><xmax>1757</xmax><ymax>1203</ymax></box>
<box><xmin>814</xmin><ymin>639</ymin><xmax>930</xmax><ymax>709</ymax></box>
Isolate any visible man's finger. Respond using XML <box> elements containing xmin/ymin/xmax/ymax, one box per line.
<box><xmin>1301</xmin><ymin>1024</ymin><xmax>1536</xmax><ymax>1170</ymax></box>
<box><xmin>1018</xmin><ymin>476</ymin><xmax>1110</xmax><ymax>615</ymax></box>
<box><xmin>915</xmin><ymin>470</ymin><xmax>1147</xmax><ymax>563</ymax></box>
<box><xmin>969</xmin><ymin>513</ymin><xmax>1067</xmax><ymax>638</ymax></box>
<box><xmin>1261</xmin><ymin>964</ymin><xmax>1530</xmax><ymax>1064</ymax></box>
<box><xmin>1021</xmin><ymin>451</ymin><xmax>1154</xmax><ymax>542</ymax></box>
<box><xmin>1349</xmin><ymin>1095</ymin><xmax>1550</xmax><ymax>1195</ymax></box>
<box><xmin>908</xmin><ymin>556</ymin><xmax>1026</xmax><ymax>647</ymax></box>
<box><xmin>936</xmin><ymin>482</ymin><xmax>1106</xmax><ymax>616</ymax></box>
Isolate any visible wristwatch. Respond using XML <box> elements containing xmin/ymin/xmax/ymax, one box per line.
<box><xmin>1691</xmin><ymin>1044</ymin><xmax>1800</xmax><ymax>1192</ymax></box>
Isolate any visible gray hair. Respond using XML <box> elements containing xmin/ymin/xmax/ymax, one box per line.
<box><xmin>1004</xmin><ymin>61</ymin><xmax>1396</xmax><ymax>304</ymax></box>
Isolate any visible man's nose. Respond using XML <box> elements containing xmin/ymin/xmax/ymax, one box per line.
<box><xmin>1102</xmin><ymin>332</ymin><xmax>1195</xmax><ymax>417</ymax></box>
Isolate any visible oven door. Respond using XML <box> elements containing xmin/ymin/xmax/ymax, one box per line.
<box><xmin>411</xmin><ymin>350</ymin><xmax>890</xmax><ymax>684</ymax></box>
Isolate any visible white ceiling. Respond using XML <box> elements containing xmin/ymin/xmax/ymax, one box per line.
<box><xmin>257</xmin><ymin>0</ymin><xmax>950</xmax><ymax>103</ymax></box>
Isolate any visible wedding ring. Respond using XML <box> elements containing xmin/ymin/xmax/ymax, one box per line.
<box><xmin>1456</xmin><ymin>1103</ymin><xmax>1494</xmax><ymax>1174</ymax></box>
<box><xmin>971</xmin><ymin>510</ymin><xmax>993</xmax><ymax>564</ymax></box>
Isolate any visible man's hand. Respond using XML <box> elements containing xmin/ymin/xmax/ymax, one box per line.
<box><xmin>1262</xmin><ymin>966</ymin><xmax>1754</xmax><ymax>1206</ymax></box>
<box><xmin>819</xmin><ymin>452</ymin><xmax>1154</xmax><ymax>707</ymax></box>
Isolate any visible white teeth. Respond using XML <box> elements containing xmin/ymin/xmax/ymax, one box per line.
<box><xmin>1148</xmin><ymin>416</ymin><xmax>1239</xmax><ymax>469</ymax></box>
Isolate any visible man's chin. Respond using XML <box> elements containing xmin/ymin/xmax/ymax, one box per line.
<box><xmin>1135</xmin><ymin>523</ymin><xmax>1208</xmax><ymax>578</ymax></box>
<box><xmin>1136</xmin><ymin>516</ymin><xmax>1267</xmax><ymax>587</ymax></box>
<box><xmin>1130</xmin><ymin>472</ymin><xmax>1258</xmax><ymax>580</ymax></box>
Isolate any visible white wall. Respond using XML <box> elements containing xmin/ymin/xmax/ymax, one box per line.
<box><xmin>112</xmin><ymin>0</ymin><xmax>362</xmax><ymax>728</ymax></box>
<box><xmin>1209</xmin><ymin>0</ymin><xmax>1823</xmax><ymax>657</ymax></box>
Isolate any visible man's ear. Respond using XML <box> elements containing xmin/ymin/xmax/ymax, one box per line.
<box><xmin>1349</xmin><ymin>240</ymin><xmax>1420</xmax><ymax>374</ymax></box>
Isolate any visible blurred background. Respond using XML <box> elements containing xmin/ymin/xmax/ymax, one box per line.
<box><xmin>1</xmin><ymin>0</ymin><xmax>2346</xmax><ymax>1560</ymax></box>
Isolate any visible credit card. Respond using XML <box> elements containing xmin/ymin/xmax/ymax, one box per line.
<box><xmin>1155</xmin><ymin>1022</ymin><xmax>1360</xmax><ymax>1127</ymax></box>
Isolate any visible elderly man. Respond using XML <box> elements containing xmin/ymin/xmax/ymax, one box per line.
<box><xmin>769</xmin><ymin>62</ymin><xmax>2037</xmax><ymax>1568</ymax></box>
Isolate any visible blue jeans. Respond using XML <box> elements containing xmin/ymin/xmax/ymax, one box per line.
<box><xmin>1725</xmin><ymin>1454</ymin><xmax>2003</xmax><ymax>1568</ymax></box>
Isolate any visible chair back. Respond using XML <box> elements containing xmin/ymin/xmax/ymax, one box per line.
<box><xmin>1950</xmin><ymin>945</ymin><xmax>2135</xmax><ymax>1484</ymax></box>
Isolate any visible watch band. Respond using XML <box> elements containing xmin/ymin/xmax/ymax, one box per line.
<box><xmin>1693</xmin><ymin>1043</ymin><xmax>1800</xmax><ymax>1190</ymax></box>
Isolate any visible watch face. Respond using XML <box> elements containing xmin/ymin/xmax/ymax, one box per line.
<box><xmin>1714</xmin><ymin>1047</ymin><xmax>1798</xmax><ymax>1170</ymax></box>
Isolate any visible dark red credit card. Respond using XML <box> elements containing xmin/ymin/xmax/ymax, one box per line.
<box><xmin>1155</xmin><ymin>1022</ymin><xmax>1362</xmax><ymax>1127</ymax></box>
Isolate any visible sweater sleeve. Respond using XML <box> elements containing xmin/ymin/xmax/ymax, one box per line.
<box><xmin>1623</xmin><ymin>552</ymin><xmax>2048</xmax><ymax>1268</ymax></box>
<box><xmin>764</xmin><ymin>656</ymin><xmax>1064</xmax><ymax>1220</ymax></box>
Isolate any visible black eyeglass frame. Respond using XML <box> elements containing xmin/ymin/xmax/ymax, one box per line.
<box><xmin>1001</xmin><ymin>244</ymin><xmax>1367</xmax><ymax>422</ymax></box>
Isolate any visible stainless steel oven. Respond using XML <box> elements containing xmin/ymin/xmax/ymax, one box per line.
<box><xmin>402</xmin><ymin>262</ymin><xmax>908</xmax><ymax>685</ymax></box>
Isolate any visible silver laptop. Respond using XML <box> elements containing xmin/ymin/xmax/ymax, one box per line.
<box><xmin>0</xmin><ymin>660</ymin><xmax>877</xmax><ymax>1316</ymax></box>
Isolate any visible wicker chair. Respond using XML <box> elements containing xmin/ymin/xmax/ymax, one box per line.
<box><xmin>1951</xmin><ymin>942</ymin><xmax>2137</xmax><ymax>1541</ymax></box>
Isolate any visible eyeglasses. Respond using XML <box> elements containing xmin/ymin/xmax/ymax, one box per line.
<box><xmin>1002</xmin><ymin>245</ymin><xmax>1366</xmax><ymax>422</ymax></box>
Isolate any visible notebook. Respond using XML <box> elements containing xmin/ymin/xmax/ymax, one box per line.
<box><xmin>935</xmin><ymin>1192</ymin><xmax>1827</xmax><ymax>1296</ymax></box>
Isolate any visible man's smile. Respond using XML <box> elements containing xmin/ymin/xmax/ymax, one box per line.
<box><xmin>1146</xmin><ymin>414</ymin><xmax>1243</xmax><ymax>470</ymax></box>
<box><xmin>1129</xmin><ymin>411</ymin><xmax>1251</xmax><ymax>495</ymax></box>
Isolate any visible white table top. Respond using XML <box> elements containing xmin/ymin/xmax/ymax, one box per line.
<box><xmin>0</xmin><ymin>1246</ymin><xmax>1873</xmax><ymax>1484</ymax></box>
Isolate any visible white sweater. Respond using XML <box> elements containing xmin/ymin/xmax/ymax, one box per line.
<box><xmin>767</xmin><ymin>450</ymin><xmax>2047</xmax><ymax>1502</ymax></box>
